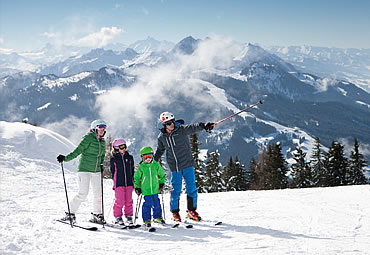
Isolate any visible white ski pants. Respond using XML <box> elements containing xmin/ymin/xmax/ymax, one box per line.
<box><xmin>70</xmin><ymin>172</ymin><xmax>102</xmax><ymax>214</ymax></box>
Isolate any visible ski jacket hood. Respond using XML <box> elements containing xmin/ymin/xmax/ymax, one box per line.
<box><xmin>65</xmin><ymin>131</ymin><xmax>106</xmax><ymax>172</ymax></box>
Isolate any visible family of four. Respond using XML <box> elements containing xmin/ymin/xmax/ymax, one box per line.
<box><xmin>57</xmin><ymin>112</ymin><xmax>214</xmax><ymax>227</ymax></box>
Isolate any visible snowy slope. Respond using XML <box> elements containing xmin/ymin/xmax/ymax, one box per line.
<box><xmin>1</xmin><ymin>123</ymin><xmax>370</xmax><ymax>255</ymax></box>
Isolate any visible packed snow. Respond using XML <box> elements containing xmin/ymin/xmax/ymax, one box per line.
<box><xmin>1</xmin><ymin>121</ymin><xmax>369</xmax><ymax>255</ymax></box>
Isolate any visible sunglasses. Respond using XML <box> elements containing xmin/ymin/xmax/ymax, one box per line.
<box><xmin>142</xmin><ymin>154</ymin><xmax>153</xmax><ymax>160</ymax></box>
<box><xmin>164</xmin><ymin>120</ymin><xmax>174</xmax><ymax>126</ymax></box>
<box><xmin>119</xmin><ymin>145</ymin><xmax>126</xmax><ymax>150</ymax></box>
<box><xmin>97</xmin><ymin>125</ymin><xmax>106</xmax><ymax>130</ymax></box>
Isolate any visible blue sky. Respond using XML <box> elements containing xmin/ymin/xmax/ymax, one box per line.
<box><xmin>1</xmin><ymin>0</ymin><xmax>369</xmax><ymax>51</ymax></box>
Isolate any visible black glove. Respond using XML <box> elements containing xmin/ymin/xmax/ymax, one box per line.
<box><xmin>135</xmin><ymin>188</ymin><xmax>142</xmax><ymax>195</ymax></box>
<box><xmin>200</xmin><ymin>122</ymin><xmax>214</xmax><ymax>131</ymax></box>
<box><xmin>159</xmin><ymin>183</ymin><xmax>165</xmax><ymax>192</ymax></box>
<box><xmin>57</xmin><ymin>154</ymin><xmax>65</xmax><ymax>163</ymax></box>
<box><xmin>205</xmin><ymin>122</ymin><xmax>215</xmax><ymax>131</ymax></box>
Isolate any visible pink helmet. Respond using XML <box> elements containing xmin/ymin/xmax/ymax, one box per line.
<box><xmin>112</xmin><ymin>138</ymin><xmax>126</xmax><ymax>149</ymax></box>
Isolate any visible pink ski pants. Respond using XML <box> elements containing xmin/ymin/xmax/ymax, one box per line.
<box><xmin>113</xmin><ymin>186</ymin><xmax>134</xmax><ymax>218</ymax></box>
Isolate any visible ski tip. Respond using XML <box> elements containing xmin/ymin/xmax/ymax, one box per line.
<box><xmin>185</xmin><ymin>224</ymin><xmax>193</xmax><ymax>229</ymax></box>
<box><xmin>215</xmin><ymin>221</ymin><xmax>223</xmax><ymax>226</ymax></box>
<box><xmin>259</xmin><ymin>100</ymin><xmax>263</xmax><ymax>104</ymax></box>
<box><xmin>148</xmin><ymin>227</ymin><xmax>156</xmax><ymax>232</ymax></box>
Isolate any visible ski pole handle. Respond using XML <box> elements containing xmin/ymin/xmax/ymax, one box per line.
<box><xmin>212</xmin><ymin>100</ymin><xmax>263</xmax><ymax>127</ymax></box>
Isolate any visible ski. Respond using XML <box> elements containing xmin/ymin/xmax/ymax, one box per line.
<box><xmin>185</xmin><ymin>219</ymin><xmax>222</xmax><ymax>226</ymax></box>
<box><xmin>56</xmin><ymin>219</ymin><xmax>98</xmax><ymax>231</ymax></box>
<box><xmin>154</xmin><ymin>222</ymin><xmax>180</xmax><ymax>228</ymax></box>
<box><xmin>90</xmin><ymin>221</ymin><xmax>141</xmax><ymax>230</ymax></box>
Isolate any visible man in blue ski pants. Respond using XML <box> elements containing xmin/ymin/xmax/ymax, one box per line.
<box><xmin>154</xmin><ymin>111</ymin><xmax>214</xmax><ymax>222</ymax></box>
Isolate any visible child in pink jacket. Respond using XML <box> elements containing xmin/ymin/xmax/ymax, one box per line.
<box><xmin>110</xmin><ymin>138</ymin><xmax>134</xmax><ymax>224</ymax></box>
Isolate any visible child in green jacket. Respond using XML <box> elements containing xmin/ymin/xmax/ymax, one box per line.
<box><xmin>134</xmin><ymin>146</ymin><xmax>166</xmax><ymax>227</ymax></box>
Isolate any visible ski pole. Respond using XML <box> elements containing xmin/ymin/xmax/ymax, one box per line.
<box><xmin>60</xmin><ymin>162</ymin><xmax>73</xmax><ymax>228</ymax></box>
<box><xmin>134</xmin><ymin>194</ymin><xmax>142</xmax><ymax>225</ymax></box>
<box><xmin>100</xmin><ymin>164</ymin><xmax>105</xmax><ymax>228</ymax></box>
<box><xmin>212</xmin><ymin>100</ymin><xmax>263</xmax><ymax>127</ymax></box>
<box><xmin>161</xmin><ymin>193</ymin><xmax>166</xmax><ymax>221</ymax></box>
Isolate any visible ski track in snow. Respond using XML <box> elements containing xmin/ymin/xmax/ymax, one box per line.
<box><xmin>1</xmin><ymin>122</ymin><xmax>370</xmax><ymax>255</ymax></box>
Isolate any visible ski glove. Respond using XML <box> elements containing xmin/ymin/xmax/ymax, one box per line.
<box><xmin>159</xmin><ymin>183</ymin><xmax>165</xmax><ymax>192</ymax></box>
<box><xmin>135</xmin><ymin>188</ymin><xmax>142</xmax><ymax>195</ymax></box>
<box><xmin>57</xmin><ymin>154</ymin><xmax>65</xmax><ymax>163</ymax></box>
<box><xmin>200</xmin><ymin>122</ymin><xmax>215</xmax><ymax>131</ymax></box>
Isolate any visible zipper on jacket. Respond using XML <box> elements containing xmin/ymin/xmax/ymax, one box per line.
<box><xmin>149</xmin><ymin>165</ymin><xmax>153</xmax><ymax>194</ymax></box>
<box><xmin>167</xmin><ymin>135</ymin><xmax>179</xmax><ymax>172</ymax></box>
<box><xmin>122</xmin><ymin>153</ymin><xmax>127</xmax><ymax>186</ymax></box>
<box><xmin>95</xmin><ymin>139</ymin><xmax>101</xmax><ymax>173</ymax></box>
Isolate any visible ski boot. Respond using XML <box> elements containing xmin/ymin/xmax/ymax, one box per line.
<box><xmin>144</xmin><ymin>220</ymin><xmax>152</xmax><ymax>227</ymax></box>
<box><xmin>126</xmin><ymin>216</ymin><xmax>133</xmax><ymax>225</ymax></box>
<box><xmin>186</xmin><ymin>210</ymin><xmax>201</xmax><ymax>222</ymax></box>
<box><xmin>89</xmin><ymin>213</ymin><xmax>106</xmax><ymax>224</ymax></box>
<box><xmin>172</xmin><ymin>211</ymin><xmax>181</xmax><ymax>222</ymax></box>
<box><xmin>153</xmin><ymin>217</ymin><xmax>165</xmax><ymax>224</ymax></box>
<box><xmin>61</xmin><ymin>212</ymin><xmax>76</xmax><ymax>223</ymax></box>
<box><xmin>114</xmin><ymin>216</ymin><xmax>124</xmax><ymax>225</ymax></box>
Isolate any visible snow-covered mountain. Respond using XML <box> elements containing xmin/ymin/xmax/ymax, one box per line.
<box><xmin>267</xmin><ymin>45</ymin><xmax>370</xmax><ymax>93</ymax></box>
<box><xmin>1</xmin><ymin>121</ymin><xmax>369</xmax><ymax>255</ymax></box>
<box><xmin>1</xmin><ymin>37</ymin><xmax>369</xmax><ymax>166</ymax></box>
<box><xmin>128</xmin><ymin>36</ymin><xmax>175</xmax><ymax>53</ymax></box>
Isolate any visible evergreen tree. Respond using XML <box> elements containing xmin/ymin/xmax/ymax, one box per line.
<box><xmin>265</xmin><ymin>143</ymin><xmax>289</xmax><ymax>189</ymax></box>
<box><xmin>311</xmin><ymin>137</ymin><xmax>326</xmax><ymax>187</ymax></box>
<box><xmin>348</xmin><ymin>138</ymin><xmax>368</xmax><ymax>185</ymax></box>
<box><xmin>233</xmin><ymin>156</ymin><xmax>249</xmax><ymax>191</ymax></box>
<box><xmin>290</xmin><ymin>146</ymin><xmax>313</xmax><ymax>188</ymax></box>
<box><xmin>224</xmin><ymin>156</ymin><xmax>237</xmax><ymax>191</ymax></box>
<box><xmin>250</xmin><ymin>147</ymin><xmax>268</xmax><ymax>190</ymax></box>
<box><xmin>204</xmin><ymin>151</ymin><xmax>225</xmax><ymax>192</ymax></box>
<box><xmin>190</xmin><ymin>133</ymin><xmax>206</xmax><ymax>192</ymax></box>
<box><xmin>324</xmin><ymin>141</ymin><xmax>348</xmax><ymax>186</ymax></box>
<box><xmin>246</xmin><ymin>157</ymin><xmax>258</xmax><ymax>189</ymax></box>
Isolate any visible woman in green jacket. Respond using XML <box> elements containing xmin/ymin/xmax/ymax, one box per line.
<box><xmin>57</xmin><ymin>119</ymin><xmax>107</xmax><ymax>224</ymax></box>
<box><xmin>134</xmin><ymin>146</ymin><xmax>166</xmax><ymax>227</ymax></box>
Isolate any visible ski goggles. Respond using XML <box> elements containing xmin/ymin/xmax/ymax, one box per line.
<box><xmin>142</xmin><ymin>154</ymin><xmax>153</xmax><ymax>160</ymax></box>
<box><xmin>163</xmin><ymin>120</ymin><xmax>174</xmax><ymax>126</ymax></box>
<box><xmin>118</xmin><ymin>145</ymin><xmax>126</xmax><ymax>150</ymax></box>
<box><xmin>97</xmin><ymin>125</ymin><xmax>106</xmax><ymax>130</ymax></box>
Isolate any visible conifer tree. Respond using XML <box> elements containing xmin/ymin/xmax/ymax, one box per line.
<box><xmin>246</xmin><ymin>157</ymin><xmax>258</xmax><ymax>189</ymax></box>
<box><xmin>311</xmin><ymin>137</ymin><xmax>326</xmax><ymax>187</ymax></box>
<box><xmin>251</xmin><ymin>147</ymin><xmax>268</xmax><ymax>190</ymax></box>
<box><xmin>290</xmin><ymin>146</ymin><xmax>313</xmax><ymax>188</ymax></box>
<box><xmin>265</xmin><ymin>143</ymin><xmax>288</xmax><ymax>189</ymax></box>
<box><xmin>205</xmin><ymin>151</ymin><xmax>225</xmax><ymax>192</ymax></box>
<box><xmin>348</xmin><ymin>138</ymin><xmax>368</xmax><ymax>185</ymax></box>
<box><xmin>190</xmin><ymin>133</ymin><xmax>206</xmax><ymax>192</ymax></box>
<box><xmin>324</xmin><ymin>141</ymin><xmax>348</xmax><ymax>186</ymax></box>
<box><xmin>233</xmin><ymin>156</ymin><xmax>249</xmax><ymax>191</ymax></box>
<box><xmin>224</xmin><ymin>156</ymin><xmax>237</xmax><ymax>191</ymax></box>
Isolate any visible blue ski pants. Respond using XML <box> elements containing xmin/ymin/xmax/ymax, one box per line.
<box><xmin>142</xmin><ymin>194</ymin><xmax>162</xmax><ymax>222</ymax></box>
<box><xmin>170</xmin><ymin>166</ymin><xmax>198</xmax><ymax>212</ymax></box>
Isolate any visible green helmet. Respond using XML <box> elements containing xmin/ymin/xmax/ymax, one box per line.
<box><xmin>140</xmin><ymin>146</ymin><xmax>154</xmax><ymax>156</ymax></box>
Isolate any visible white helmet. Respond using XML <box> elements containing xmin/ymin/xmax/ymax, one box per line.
<box><xmin>159</xmin><ymin>112</ymin><xmax>175</xmax><ymax>124</ymax></box>
<box><xmin>90</xmin><ymin>119</ymin><xmax>107</xmax><ymax>130</ymax></box>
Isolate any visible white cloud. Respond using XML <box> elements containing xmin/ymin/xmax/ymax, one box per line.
<box><xmin>43</xmin><ymin>116</ymin><xmax>90</xmax><ymax>145</ymax></box>
<box><xmin>75</xmin><ymin>27</ymin><xmax>123</xmax><ymax>48</ymax></box>
<box><xmin>95</xmin><ymin>37</ymin><xmax>242</xmax><ymax>149</ymax></box>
